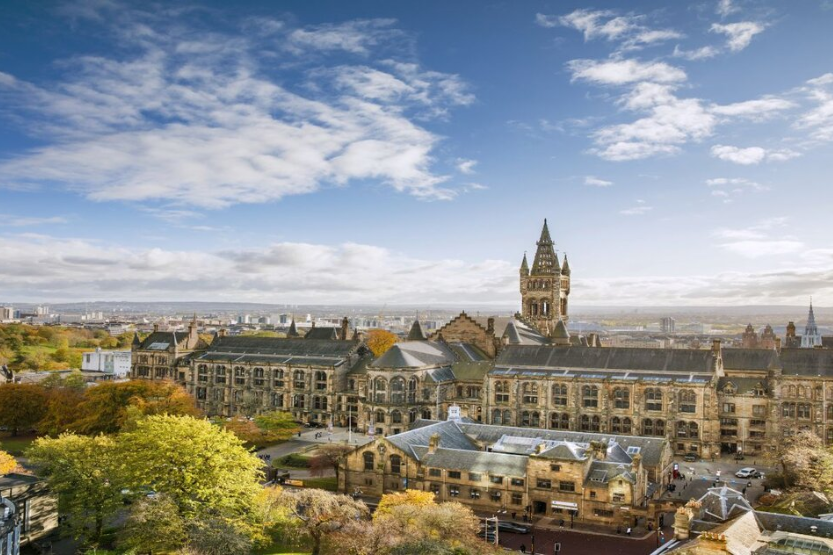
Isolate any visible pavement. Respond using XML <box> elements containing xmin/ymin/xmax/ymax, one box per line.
<box><xmin>659</xmin><ymin>456</ymin><xmax>775</xmax><ymax>505</ymax></box>
<box><xmin>256</xmin><ymin>426</ymin><xmax>374</xmax><ymax>461</ymax></box>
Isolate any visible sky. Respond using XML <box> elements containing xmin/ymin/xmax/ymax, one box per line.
<box><xmin>0</xmin><ymin>0</ymin><xmax>832</xmax><ymax>307</ymax></box>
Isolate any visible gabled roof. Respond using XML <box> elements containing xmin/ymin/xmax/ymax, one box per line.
<box><xmin>305</xmin><ymin>327</ymin><xmax>339</xmax><ymax>340</ymax></box>
<box><xmin>780</xmin><ymin>349</ymin><xmax>833</xmax><ymax>377</ymax></box>
<box><xmin>138</xmin><ymin>330</ymin><xmax>191</xmax><ymax>351</ymax></box>
<box><xmin>722</xmin><ymin>349</ymin><xmax>781</xmax><ymax>371</ymax></box>
<box><xmin>501</xmin><ymin>319</ymin><xmax>550</xmax><ymax>346</ymax></box>
<box><xmin>495</xmin><ymin>345</ymin><xmax>715</xmax><ymax>374</ymax></box>
<box><xmin>371</xmin><ymin>341</ymin><xmax>457</xmax><ymax>369</ymax></box>
<box><xmin>407</xmin><ymin>320</ymin><xmax>426</xmax><ymax>341</ymax></box>
<box><xmin>385</xmin><ymin>420</ymin><xmax>478</xmax><ymax>458</ymax></box>
<box><xmin>417</xmin><ymin>447</ymin><xmax>527</xmax><ymax>477</ymax></box>
<box><xmin>553</xmin><ymin>319</ymin><xmax>570</xmax><ymax>339</ymax></box>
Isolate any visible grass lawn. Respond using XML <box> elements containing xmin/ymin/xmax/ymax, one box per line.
<box><xmin>254</xmin><ymin>537</ymin><xmax>312</xmax><ymax>555</ymax></box>
<box><xmin>0</xmin><ymin>433</ymin><xmax>38</xmax><ymax>456</ymax></box>
<box><xmin>301</xmin><ymin>477</ymin><xmax>338</xmax><ymax>491</ymax></box>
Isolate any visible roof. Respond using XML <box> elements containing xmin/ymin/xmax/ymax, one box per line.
<box><xmin>138</xmin><ymin>330</ymin><xmax>191</xmax><ymax>350</ymax></box>
<box><xmin>371</xmin><ymin>341</ymin><xmax>457</xmax><ymax>369</ymax></box>
<box><xmin>718</xmin><ymin>377</ymin><xmax>769</xmax><ymax>395</ymax></box>
<box><xmin>407</xmin><ymin>320</ymin><xmax>426</xmax><ymax>341</ymax></box>
<box><xmin>386</xmin><ymin>420</ymin><xmax>478</xmax><ymax>458</ymax></box>
<box><xmin>305</xmin><ymin>327</ymin><xmax>339</xmax><ymax>340</ymax></box>
<box><xmin>197</xmin><ymin>336</ymin><xmax>358</xmax><ymax>365</ymax></box>
<box><xmin>780</xmin><ymin>349</ymin><xmax>833</xmax><ymax>377</ymax></box>
<box><xmin>494</xmin><ymin>345</ymin><xmax>716</xmax><ymax>374</ymax></box>
<box><xmin>501</xmin><ymin>320</ymin><xmax>550</xmax><ymax>346</ymax></box>
<box><xmin>450</xmin><ymin>361</ymin><xmax>491</xmax><ymax>382</ymax></box>
<box><xmin>0</xmin><ymin>473</ymin><xmax>42</xmax><ymax>489</ymax></box>
<box><xmin>583</xmin><ymin>460</ymin><xmax>636</xmax><ymax>486</ymax></box>
<box><xmin>698</xmin><ymin>485</ymin><xmax>754</xmax><ymax>522</ymax></box>
<box><xmin>418</xmin><ymin>447</ymin><xmax>527</xmax><ymax>477</ymax></box>
<box><xmin>553</xmin><ymin>319</ymin><xmax>570</xmax><ymax>340</ymax></box>
<box><xmin>722</xmin><ymin>349</ymin><xmax>782</xmax><ymax>372</ymax></box>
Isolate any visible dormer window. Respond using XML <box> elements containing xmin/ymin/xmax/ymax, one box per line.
<box><xmin>723</xmin><ymin>382</ymin><xmax>735</xmax><ymax>395</ymax></box>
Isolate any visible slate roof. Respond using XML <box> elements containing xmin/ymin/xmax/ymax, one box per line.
<box><xmin>417</xmin><ymin>447</ymin><xmax>527</xmax><ymax>477</ymax></box>
<box><xmin>447</xmin><ymin>342</ymin><xmax>489</xmax><ymax>362</ymax></box>
<box><xmin>450</xmin><ymin>361</ymin><xmax>492</xmax><ymax>382</ymax></box>
<box><xmin>755</xmin><ymin>511</ymin><xmax>833</xmax><ymax>536</ymax></box>
<box><xmin>495</xmin><ymin>345</ymin><xmax>715</xmax><ymax>374</ymax></box>
<box><xmin>371</xmin><ymin>341</ymin><xmax>457</xmax><ymax>369</ymax></box>
<box><xmin>407</xmin><ymin>320</ymin><xmax>427</xmax><ymax>341</ymax></box>
<box><xmin>386</xmin><ymin>420</ymin><xmax>478</xmax><ymax>458</ymax></box>
<box><xmin>780</xmin><ymin>349</ymin><xmax>833</xmax><ymax>377</ymax></box>
<box><xmin>554</xmin><ymin>319</ymin><xmax>570</xmax><ymax>340</ymax></box>
<box><xmin>698</xmin><ymin>486</ymin><xmax>754</xmax><ymax>522</ymax></box>
<box><xmin>583</xmin><ymin>460</ymin><xmax>636</xmax><ymax>486</ymax></box>
<box><xmin>718</xmin><ymin>377</ymin><xmax>769</xmax><ymax>395</ymax></box>
<box><xmin>138</xmin><ymin>330</ymin><xmax>191</xmax><ymax>350</ymax></box>
<box><xmin>722</xmin><ymin>349</ymin><xmax>782</xmax><ymax>371</ymax></box>
<box><xmin>305</xmin><ymin>327</ymin><xmax>339</xmax><ymax>340</ymax></box>
<box><xmin>197</xmin><ymin>336</ymin><xmax>358</xmax><ymax>366</ymax></box>
<box><xmin>501</xmin><ymin>320</ymin><xmax>550</xmax><ymax>346</ymax></box>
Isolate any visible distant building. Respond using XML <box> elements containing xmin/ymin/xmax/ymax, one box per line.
<box><xmin>0</xmin><ymin>307</ymin><xmax>16</xmax><ymax>322</ymax></box>
<box><xmin>660</xmin><ymin>317</ymin><xmax>676</xmax><ymax>333</ymax></box>
<box><xmin>802</xmin><ymin>301</ymin><xmax>823</xmax><ymax>348</ymax></box>
<box><xmin>81</xmin><ymin>348</ymin><xmax>132</xmax><ymax>377</ymax></box>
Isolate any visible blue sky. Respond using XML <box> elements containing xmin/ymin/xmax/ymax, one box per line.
<box><xmin>0</xmin><ymin>0</ymin><xmax>831</xmax><ymax>306</ymax></box>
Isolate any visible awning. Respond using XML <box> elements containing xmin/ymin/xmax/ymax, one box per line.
<box><xmin>551</xmin><ymin>500</ymin><xmax>579</xmax><ymax>510</ymax></box>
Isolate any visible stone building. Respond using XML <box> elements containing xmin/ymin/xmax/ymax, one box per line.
<box><xmin>519</xmin><ymin>219</ymin><xmax>571</xmax><ymax>337</ymax></box>
<box><xmin>0</xmin><ymin>474</ymin><xmax>58</xmax><ymax>552</ymax></box>
<box><xmin>131</xmin><ymin>318</ymin><xmax>206</xmax><ymax>381</ymax></box>
<box><xmin>340</xmin><ymin>418</ymin><xmax>671</xmax><ymax>526</ymax></box>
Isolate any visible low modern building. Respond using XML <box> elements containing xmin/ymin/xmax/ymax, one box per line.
<box><xmin>0</xmin><ymin>474</ymin><xmax>58</xmax><ymax>553</ymax></box>
<box><xmin>81</xmin><ymin>348</ymin><xmax>132</xmax><ymax>377</ymax></box>
<box><xmin>340</xmin><ymin>415</ymin><xmax>673</xmax><ymax>527</ymax></box>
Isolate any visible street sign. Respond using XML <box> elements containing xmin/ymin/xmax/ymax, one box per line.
<box><xmin>554</xmin><ymin>542</ymin><xmax>561</xmax><ymax>553</ymax></box>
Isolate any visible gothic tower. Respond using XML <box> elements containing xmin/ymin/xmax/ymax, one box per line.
<box><xmin>801</xmin><ymin>300</ymin><xmax>822</xmax><ymax>348</ymax></box>
<box><xmin>519</xmin><ymin>219</ymin><xmax>570</xmax><ymax>337</ymax></box>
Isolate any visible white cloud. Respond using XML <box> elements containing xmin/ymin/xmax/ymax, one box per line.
<box><xmin>0</xmin><ymin>10</ymin><xmax>474</xmax><ymax>207</ymax></box>
<box><xmin>584</xmin><ymin>176</ymin><xmax>613</xmax><ymax>187</ymax></box>
<box><xmin>716</xmin><ymin>0</ymin><xmax>739</xmax><ymax>17</ymax></box>
<box><xmin>712</xmin><ymin>217</ymin><xmax>801</xmax><ymax>258</ymax></box>
<box><xmin>795</xmin><ymin>73</ymin><xmax>833</xmax><ymax>142</ymax></box>
<box><xmin>710</xmin><ymin>144</ymin><xmax>800</xmax><ymax>165</ymax></box>
<box><xmin>567</xmin><ymin>59</ymin><xmax>687</xmax><ymax>86</ymax></box>
<box><xmin>620</xmin><ymin>200</ymin><xmax>652</xmax><ymax>215</ymax></box>
<box><xmin>710</xmin><ymin>97</ymin><xmax>795</xmax><ymax>120</ymax></box>
<box><xmin>710</xmin><ymin>22</ymin><xmax>766</xmax><ymax>52</ymax></box>
<box><xmin>456</xmin><ymin>158</ymin><xmax>477</xmax><ymax>174</ymax></box>
<box><xmin>542</xmin><ymin>9</ymin><xmax>681</xmax><ymax>51</ymax></box>
<box><xmin>672</xmin><ymin>45</ymin><xmax>720</xmax><ymax>61</ymax></box>
<box><xmin>705</xmin><ymin>177</ymin><xmax>766</xmax><ymax>202</ymax></box>
<box><xmin>0</xmin><ymin>216</ymin><xmax>68</xmax><ymax>227</ymax></box>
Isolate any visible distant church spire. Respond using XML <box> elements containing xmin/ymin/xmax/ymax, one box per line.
<box><xmin>802</xmin><ymin>298</ymin><xmax>822</xmax><ymax>348</ymax></box>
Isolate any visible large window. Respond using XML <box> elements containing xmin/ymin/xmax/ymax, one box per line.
<box><xmin>390</xmin><ymin>377</ymin><xmax>405</xmax><ymax>404</ymax></box>
<box><xmin>676</xmin><ymin>421</ymin><xmax>698</xmax><ymax>439</ymax></box>
<box><xmin>391</xmin><ymin>410</ymin><xmax>402</xmax><ymax>424</ymax></box>
<box><xmin>521</xmin><ymin>411</ymin><xmax>541</xmax><ymax>427</ymax></box>
<box><xmin>552</xmin><ymin>383</ymin><xmax>568</xmax><ymax>406</ymax></box>
<box><xmin>645</xmin><ymin>388</ymin><xmax>662</xmax><ymax>411</ymax></box>
<box><xmin>558</xmin><ymin>481</ymin><xmax>575</xmax><ymax>492</ymax></box>
<box><xmin>314</xmin><ymin>371</ymin><xmax>327</xmax><ymax>391</ymax></box>
<box><xmin>522</xmin><ymin>382</ymin><xmax>539</xmax><ymax>404</ymax></box>
<box><xmin>408</xmin><ymin>378</ymin><xmax>418</xmax><ymax>403</ymax></box>
<box><xmin>234</xmin><ymin>366</ymin><xmax>246</xmax><ymax>386</ymax></box>
<box><xmin>493</xmin><ymin>409</ymin><xmax>512</xmax><ymax>426</ymax></box>
<box><xmin>495</xmin><ymin>381</ymin><xmax>510</xmax><ymax>403</ymax></box>
<box><xmin>253</xmin><ymin>367</ymin><xmax>265</xmax><ymax>386</ymax></box>
<box><xmin>610</xmin><ymin>417</ymin><xmax>632</xmax><ymax>434</ymax></box>
<box><xmin>582</xmin><ymin>385</ymin><xmax>598</xmax><ymax>408</ymax></box>
<box><xmin>580</xmin><ymin>414</ymin><xmax>601</xmax><ymax>432</ymax></box>
<box><xmin>374</xmin><ymin>377</ymin><xmax>387</xmax><ymax>404</ymax></box>
<box><xmin>643</xmin><ymin>418</ymin><xmax>665</xmax><ymax>437</ymax></box>
<box><xmin>679</xmin><ymin>390</ymin><xmax>696</xmax><ymax>413</ymax></box>
<box><xmin>613</xmin><ymin>388</ymin><xmax>630</xmax><ymax>409</ymax></box>
<box><xmin>273</xmin><ymin>368</ymin><xmax>284</xmax><ymax>388</ymax></box>
<box><xmin>798</xmin><ymin>403</ymin><xmax>812</xmax><ymax>419</ymax></box>
<box><xmin>294</xmin><ymin>370</ymin><xmax>306</xmax><ymax>389</ymax></box>
<box><xmin>363</xmin><ymin>451</ymin><xmax>374</xmax><ymax>471</ymax></box>
<box><xmin>550</xmin><ymin>412</ymin><xmax>569</xmax><ymax>430</ymax></box>
<box><xmin>536</xmin><ymin>479</ymin><xmax>552</xmax><ymax>489</ymax></box>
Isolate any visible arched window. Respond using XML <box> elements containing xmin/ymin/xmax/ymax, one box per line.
<box><xmin>521</xmin><ymin>411</ymin><xmax>540</xmax><ymax>427</ymax></box>
<box><xmin>493</xmin><ymin>409</ymin><xmax>504</xmax><ymax>425</ymax></box>
<box><xmin>409</xmin><ymin>408</ymin><xmax>418</xmax><ymax>423</ymax></box>
<box><xmin>233</xmin><ymin>390</ymin><xmax>243</xmax><ymax>403</ymax></box>
<box><xmin>550</xmin><ymin>413</ymin><xmax>569</xmax><ymax>430</ymax></box>
<box><xmin>375</xmin><ymin>410</ymin><xmax>386</xmax><ymax>424</ymax></box>
<box><xmin>253</xmin><ymin>367</ymin><xmax>265</xmax><ymax>386</ymax></box>
<box><xmin>798</xmin><ymin>386</ymin><xmax>806</xmax><ymax>398</ymax></box>
<box><xmin>782</xmin><ymin>402</ymin><xmax>796</xmax><ymax>418</ymax></box>
<box><xmin>827</xmin><ymin>404</ymin><xmax>833</xmax><ymax>420</ymax></box>
<box><xmin>390</xmin><ymin>377</ymin><xmax>406</xmax><ymax>404</ymax></box>
<box><xmin>580</xmin><ymin>414</ymin><xmax>599</xmax><ymax>432</ymax></box>
<box><xmin>676</xmin><ymin>421</ymin><xmax>688</xmax><ymax>438</ymax></box>
<box><xmin>502</xmin><ymin>410</ymin><xmax>512</xmax><ymax>426</ymax></box>
<box><xmin>582</xmin><ymin>385</ymin><xmax>598</xmax><ymax>408</ymax></box>
<box><xmin>271</xmin><ymin>392</ymin><xmax>283</xmax><ymax>407</ymax></box>
<box><xmin>644</xmin><ymin>419</ymin><xmax>665</xmax><ymax>436</ymax></box>
<box><xmin>613</xmin><ymin>388</ymin><xmax>630</xmax><ymax>409</ymax></box>
<box><xmin>689</xmin><ymin>422</ymin><xmax>699</xmax><ymax>438</ymax></box>
<box><xmin>611</xmin><ymin>417</ymin><xmax>622</xmax><ymax>433</ymax></box>
<box><xmin>293</xmin><ymin>370</ymin><xmax>306</xmax><ymax>389</ymax></box>
<box><xmin>408</xmin><ymin>378</ymin><xmax>418</xmax><ymax>403</ymax></box>
<box><xmin>788</xmin><ymin>385</ymin><xmax>797</xmax><ymax>397</ymax></box>
<box><xmin>679</xmin><ymin>390</ymin><xmax>697</xmax><ymax>413</ymax></box>
<box><xmin>273</xmin><ymin>368</ymin><xmax>284</xmax><ymax>388</ymax></box>
<box><xmin>363</xmin><ymin>451</ymin><xmax>374</xmax><ymax>471</ymax></box>
<box><xmin>315</xmin><ymin>371</ymin><xmax>327</xmax><ymax>390</ymax></box>
<box><xmin>234</xmin><ymin>366</ymin><xmax>246</xmax><ymax>385</ymax></box>
<box><xmin>798</xmin><ymin>403</ymin><xmax>811</xmax><ymax>419</ymax></box>
<box><xmin>390</xmin><ymin>455</ymin><xmax>402</xmax><ymax>474</ymax></box>
<box><xmin>293</xmin><ymin>394</ymin><xmax>305</xmax><ymax>409</ymax></box>
<box><xmin>552</xmin><ymin>384</ymin><xmax>568</xmax><ymax>406</ymax></box>
<box><xmin>391</xmin><ymin>410</ymin><xmax>402</xmax><ymax>424</ymax></box>
<box><xmin>422</xmin><ymin>408</ymin><xmax>432</xmax><ymax>420</ymax></box>
<box><xmin>522</xmin><ymin>382</ymin><xmax>539</xmax><ymax>404</ymax></box>
<box><xmin>495</xmin><ymin>380</ymin><xmax>510</xmax><ymax>403</ymax></box>
<box><xmin>375</xmin><ymin>377</ymin><xmax>387</xmax><ymax>403</ymax></box>
<box><xmin>645</xmin><ymin>388</ymin><xmax>662</xmax><ymax>411</ymax></box>
<box><xmin>621</xmin><ymin>417</ymin><xmax>632</xmax><ymax>434</ymax></box>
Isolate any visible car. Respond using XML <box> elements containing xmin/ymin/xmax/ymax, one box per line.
<box><xmin>684</xmin><ymin>453</ymin><xmax>698</xmax><ymax>462</ymax></box>
<box><xmin>735</xmin><ymin>467</ymin><xmax>760</xmax><ymax>478</ymax></box>
<box><xmin>481</xmin><ymin>521</ymin><xmax>531</xmax><ymax>534</ymax></box>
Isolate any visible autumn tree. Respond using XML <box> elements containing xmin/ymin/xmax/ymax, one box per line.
<box><xmin>277</xmin><ymin>488</ymin><xmax>369</xmax><ymax>555</ymax></box>
<box><xmin>0</xmin><ymin>383</ymin><xmax>48</xmax><ymax>435</ymax></box>
<box><xmin>779</xmin><ymin>429</ymin><xmax>833</xmax><ymax>491</ymax></box>
<box><xmin>254</xmin><ymin>410</ymin><xmax>301</xmax><ymax>437</ymax></box>
<box><xmin>309</xmin><ymin>444</ymin><xmax>354</xmax><ymax>482</ymax></box>
<box><xmin>27</xmin><ymin>434</ymin><xmax>122</xmax><ymax>543</ymax></box>
<box><xmin>366</xmin><ymin>329</ymin><xmax>398</xmax><ymax>357</ymax></box>
<box><xmin>0</xmin><ymin>450</ymin><xmax>16</xmax><ymax>475</ymax></box>
<box><xmin>119</xmin><ymin>494</ymin><xmax>188</xmax><ymax>554</ymax></box>
<box><xmin>117</xmin><ymin>415</ymin><xmax>263</xmax><ymax>526</ymax></box>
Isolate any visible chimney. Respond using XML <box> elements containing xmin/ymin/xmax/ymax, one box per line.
<box><xmin>535</xmin><ymin>442</ymin><xmax>547</xmax><ymax>454</ymax></box>
<box><xmin>487</xmin><ymin>317</ymin><xmax>495</xmax><ymax>334</ymax></box>
<box><xmin>341</xmin><ymin>317</ymin><xmax>349</xmax><ymax>341</ymax></box>
<box><xmin>218</xmin><ymin>328</ymin><xmax>227</xmax><ymax>338</ymax></box>
<box><xmin>428</xmin><ymin>433</ymin><xmax>440</xmax><ymax>454</ymax></box>
<box><xmin>153</xmin><ymin>323</ymin><xmax>159</xmax><ymax>332</ymax></box>
<box><xmin>712</xmin><ymin>339</ymin><xmax>724</xmax><ymax>377</ymax></box>
<box><xmin>588</xmin><ymin>333</ymin><xmax>599</xmax><ymax>347</ymax></box>
<box><xmin>775</xmin><ymin>337</ymin><xmax>782</xmax><ymax>353</ymax></box>
<box><xmin>712</xmin><ymin>338</ymin><xmax>721</xmax><ymax>354</ymax></box>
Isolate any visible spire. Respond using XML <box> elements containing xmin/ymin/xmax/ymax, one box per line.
<box><xmin>531</xmin><ymin>219</ymin><xmax>559</xmax><ymax>275</ymax></box>
<box><xmin>805</xmin><ymin>299</ymin><xmax>819</xmax><ymax>336</ymax></box>
<box><xmin>407</xmin><ymin>319</ymin><xmax>426</xmax><ymax>341</ymax></box>
<box><xmin>132</xmin><ymin>331</ymin><xmax>141</xmax><ymax>347</ymax></box>
<box><xmin>520</xmin><ymin>252</ymin><xmax>529</xmax><ymax>276</ymax></box>
<box><xmin>562</xmin><ymin>253</ymin><xmax>571</xmax><ymax>276</ymax></box>
<box><xmin>287</xmin><ymin>318</ymin><xmax>299</xmax><ymax>338</ymax></box>
<box><xmin>552</xmin><ymin>318</ymin><xmax>570</xmax><ymax>345</ymax></box>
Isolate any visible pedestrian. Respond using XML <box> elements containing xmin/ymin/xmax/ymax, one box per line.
<box><xmin>617</xmin><ymin>525</ymin><xmax>621</xmax><ymax>534</ymax></box>
<box><xmin>627</xmin><ymin>527</ymin><xmax>632</xmax><ymax>536</ymax></box>
<box><xmin>742</xmin><ymin>487</ymin><xmax>747</xmax><ymax>495</ymax></box>
<box><xmin>298</xmin><ymin>431</ymin><xmax>301</xmax><ymax>437</ymax></box>
<box><xmin>560</xmin><ymin>518</ymin><xmax>564</xmax><ymax>528</ymax></box>
<box><xmin>512</xmin><ymin>511</ymin><xmax>517</xmax><ymax>520</ymax></box>
<box><xmin>520</xmin><ymin>544</ymin><xmax>526</xmax><ymax>553</ymax></box>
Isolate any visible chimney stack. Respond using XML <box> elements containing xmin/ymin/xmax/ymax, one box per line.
<box><xmin>487</xmin><ymin>317</ymin><xmax>495</xmax><ymax>334</ymax></box>
<box><xmin>341</xmin><ymin>317</ymin><xmax>349</xmax><ymax>341</ymax></box>
<box><xmin>153</xmin><ymin>323</ymin><xmax>159</xmax><ymax>332</ymax></box>
<box><xmin>428</xmin><ymin>433</ymin><xmax>440</xmax><ymax>454</ymax></box>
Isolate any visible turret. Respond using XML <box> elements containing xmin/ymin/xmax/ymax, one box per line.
<box><xmin>561</xmin><ymin>254</ymin><xmax>571</xmax><ymax>276</ymax></box>
<box><xmin>407</xmin><ymin>319</ymin><xmax>426</xmax><ymax>341</ymax></box>
<box><xmin>520</xmin><ymin>252</ymin><xmax>529</xmax><ymax>277</ymax></box>
<box><xmin>340</xmin><ymin>317</ymin><xmax>349</xmax><ymax>341</ymax></box>
<box><xmin>131</xmin><ymin>331</ymin><xmax>141</xmax><ymax>350</ymax></box>
<box><xmin>287</xmin><ymin>318</ymin><xmax>299</xmax><ymax>338</ymax></box>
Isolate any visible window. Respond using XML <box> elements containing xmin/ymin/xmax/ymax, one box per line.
<box><xmin>292</xmin><ymin>394</ymin><xmax>305</xmax><ymax>409</ymax></box>
<box><xmin>374</xmin><ymin>377</ymin><xmax>387</xmax><ymax>403</ymax></box>
<box><xmin>511</xmin><ymin>478</ymin><xmax>525</xmax><ymax>487</ymax></box>
<box><xmin>390</xmin><ymin>377</ymin><xmax>405</xmax><ymax>404</ymax></box>
<box><xmin>253</xmin><ymin>367</ymin><xmax>265</xmax><ymax>386</ymax></box>
<box><xmin>580</xmin><ymin>414</ymin><xmax>601</xmax><ymax>432</ymax></box>
<box><xmin>234</xmin><ymin>366</ymin><xmax>246</xmax><ymax>385</ymax></box>
<box><xmin>536</xmin><ymin>479</ymin><xmax>552</xmax><ymax>489</ymax></box>
<box><xmin>313</xmin><ymin>396</ymin><xmax>328</xmax><ymax>410</ymax></box>
<box><xmin>213</xmin><ymin>389</ymin><xmax>224</xmax><ymax>402</ymax></box>
<box><xmin>521</xmin><ymin>411</ymin><xmax>540</xmax><ymax>427</ymax></box>
<box><xmin>233</xmin><ymin>390</ymin><xmax>243</xmax><ymax>404</ymax></box>
<box><xmin>470</xmin><ymin>488</ymin><xmax>481</xmax><ymax>499</ymax></box>
<box><xmin>582</xmin><ymin>385</ymin><xmax>599</xmax><ymax>408</ymax></box>
<box><xmin>550</xmin><ymin>464</ymin><xmax>561</xmax><ymax>472</ymax></box>
<box><xmin>594</xmin><ymin>509</ymin><xmax>614</xmax><ymax>518</ymax></box>
<box><xmin>374</xmin><ymin>410</ymin><xmax>385</xmax><ymax>425</ymax></box>
<box><xmin>511</xmin><ymin>492</ymin><xmax>523</xmax><ymax>505</ymax></box>
<box><xmin>196</xmin><ymin>387</ymin><xmax>206</xmax><ymax>400</ymax></box>
<box><xmin>429</xmin><ymin>468</ymin><xmax>441</xmax><ymax>477</ymax></box>
<box><xmin>273</xmin><ymin>368</ymin><xmax>284</xmax><ymax>388</ymax></box>
<box><xmin>679</xmin><ymin>390</ymin><xmax>696</xmax><ymax>413</ymax></box>
<box><xmin>391</xmin><ymin>410</ymin><xmax>402</xmax><ymax>424</ymax></box>
<box><xmin>552</xmin><ymin>383</ymin><xmax>568</xmax><ymax>406</ymax></box>
<box><xmin>495</xmin><ymin>380</ymin><xmax>510</xmax><ymax>403</ymax></box>
<box><xmin>197</xmin><ymin>365</ymin><xmax>208</xmax><ymax>382</ymax></box>
<box><xmin>750</xmin><ymin>419</ymin><xmax>766</xmax><ymax>427</ymax></box>
<box><xmin>798</xmin><ymin>403</ymin><xmax>811</xmax><ymax>419</ymax></box>
<box><xmin>550</xmin><ymin>412</ymin><xmax>569</xmax><ymax>430</ymax></box>
<box><xmin>722</xmin><ymin>403</ymin><xmax>736</xmax><ymax>414</ymax></box>
<box><xmin>430</xmin><ymin>484</ymin><xmax>441</xmax><ymax>495</ymax></box>
<box><xmin>645</xmin><ymin>388</ymin><xmax>662</xmax><ymax>411</ymax></box>
<box><xmin>448</xmin><ymin>471</ymin><xmax>461</xmax><ymax>479</ymax></box>
<box><xmin>271</xmin><ymin>392</ymin><xmax>283</xmax><ymax>407</ymax></box>
<box><xmin>613</xmin><ymin>388</ymin><xmax>630</xmax><ymax>409</ymax></box>
<box><xmin>558</xmin><ymin>481</ymin><xmax>575</xmax><ymax>492</ymax></box>
<box><xmin>589</xmin><ymin>491</ymin><xmax>596</xmax><ymax>499</ymax></box>
<box><xmin>611</xmin><ymin>417</ymin><xmax>632</xmax><ymax>434</ymax></box>
<box><xmin>448</xmin><ymin>485</ymin><xmax>460</xmax><ymax>497</ymax></box>
<box><xmin>363</xmin><ymin>452</ymin><xmax>374</xmax><ymax>471</ymax></box>
<box><xmin>522</xmin><ymin>382</ymin><xmax>539</xmax><ymax>404</ymax></box>
<box><xmin>314</xmin><ymin>371</ymin><xmax>327</xmax><ymax>390</ymax></box>
<box><xmin>613</xmin><ymin>493</ymin><xmax>625</xmax><ymax>503</ymax></box>
<box><xmin>408</xmin><ymin>378</ymin><xmax>418</xmax><ymax>403</ymax></box>
<box><xmin>490</xmin><ymin>475</ymin><xmax>504</xmax><ymax>485</ymax></box>
<box><xmin>490</xmin><ymin>491</ymin><xmax>501</xmax><ymax>501</ymax></box>
<box><xmin>294</xmin><ymin>370</ymin><xmax>306</xmax><ymax>389</ymax></box>
<box><xmin>643</xmin><ymin>419</ymin><xmax>665</xmax><ymax>437</ymax></box>
<box><xmin>754</xmin><ymin>405</ymin><xmax>767</xmax><ymax>417</ymax></box>
<box><xmin>469</xmin><ymin>473</ymin><xmax>481</xmax><ymax>482</ymax></box>
<box><xmin>782</xmin><ymin>403</ymin><xmax>796</xmax><ymax>418</ymax></box>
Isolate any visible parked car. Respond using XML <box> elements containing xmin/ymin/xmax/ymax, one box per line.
<box><xmin>735</xmin><ymin>467</ymin><xmax>761</xmax><ymax>478</ymax></box>
<box><xmin>684</xmin><ymin>453</ymin><xmax>698</xmax><ymax>462</ymax></box>
<box><xmin>481</xmin><ymin>521</ymin><xmax>531</xmax><ymax>534</ymax></box>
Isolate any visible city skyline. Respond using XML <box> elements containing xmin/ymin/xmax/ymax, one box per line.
<box><xmin>1</xmin><ymin>0</ymin><xmax>832</xmax><ymax>306</ymax></box>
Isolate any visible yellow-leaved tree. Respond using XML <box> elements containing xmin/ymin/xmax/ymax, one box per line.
<box><xmin>365</xmin><ymin>329</ymin><xmax>398</xmax><ymax>357</ymax></box>
<box><xmin>0</xmin><ymin>449</ymin><xmax>16</xmax><ymax>475</ymax></box>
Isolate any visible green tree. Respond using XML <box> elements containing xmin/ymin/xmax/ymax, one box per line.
<box><xmin>119</xmin><ymin>494</ymin><xmax>188</xmax><ymax>554</ymax></box>
<box><xmin>0</xmin><ymin>383</ymin><xmax>48</xmax><ymax>435</ymax></box>
<box><xmin>186</xmin><ymin>517</ymin><xmax>253</xmax><ymax>555</ymax></box>
<box><xmin>27</xmin><ymin>434</ymin><xmax>122</xmax><ymax>543</ymax></box>
<box><xmin>117</xmin><ymin>415</ymin><xmax>263</xmax><ymax>525</ymax></box>
<box><xmin>277</xmin><ymin>488</ymin><xmax>369</xmax><ymax>555</ymax></box>
<box><xmin>254</xmin><ymin>410</ymin><xmax>300</xmax><ymax>438</ymax></box>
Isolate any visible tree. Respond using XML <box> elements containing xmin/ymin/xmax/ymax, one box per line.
<box><xmin>39</xmin><ymin>387</ymin><xmax>85</xmax><ymax>436</ymax></box>
<box><xmin>0</xmin><ymin>449</ymin><xmax>16</xmax><ymax>475</ymax></box>
<box><xmin>779</xmin><ymin>429</ymin><xmax>833</xmax><ymax>491</ymax></box>
<box><xmin>277</xmin><ymin>488</ymin><xmax>369</xmax><ymax>555</ymax></box>
<box><xmin>254</xmin><ymin>410</ymin><xmax>301</xmax><ymax>437</ymax></box>
<box><xmin>0</xmin><ymin>383</ymin><xmax>48</xmax><ymax>435</ymax></box>
<box><xmin>186</xmin><ymin>517</ymin><xmax>253</xmax><ymax>555</ymax></box>
<box><xmin>27</xmin><ymin>434</ymin><xmax>122</xmax><ymax>543</ymax></box>
<box><xmin>365</xmin><ymin>329</ymin><xmax>397</xmax><ymax>357</ymax></box>
<box><xmin>119</xmin><ymin>494</ymin><xmax>188</xmax><ymax>554</ymax></box>
<box><xmin>117</xmin><ymin>415</ymin><xmax>263</xmax><ymax>524</ymax></box>
<box><xmin>375</xmin><ymin>489</ymin><xmax>435</xmax><ymax>516</ymax></box>
<box><xmin>309</xmin><ymin>444</ymin><xmax>354</xmax><ymax>482</ymax></box>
